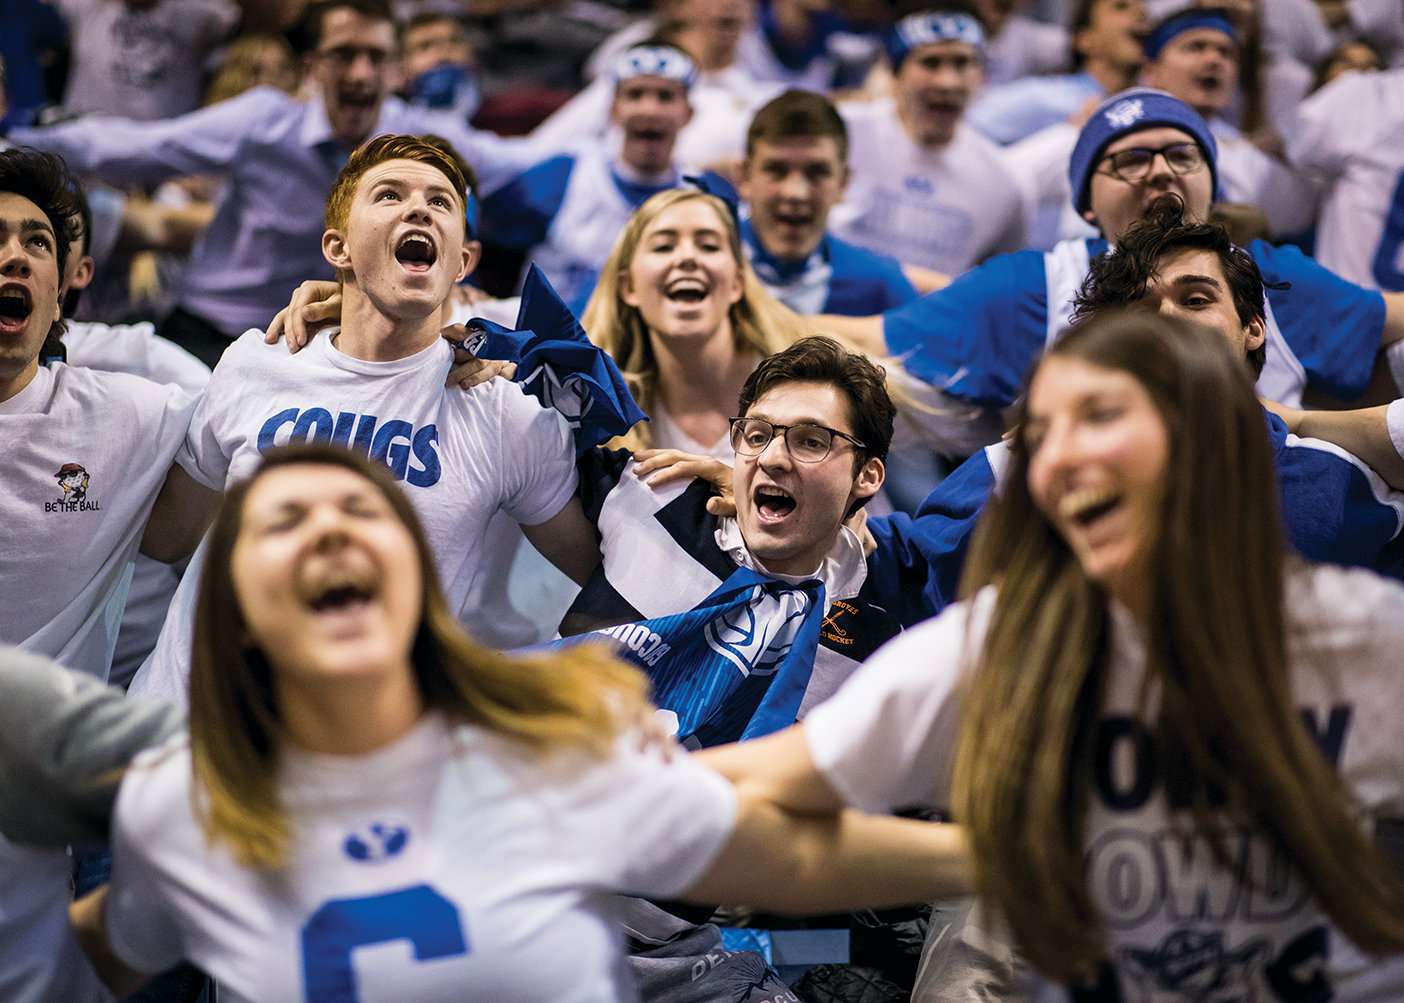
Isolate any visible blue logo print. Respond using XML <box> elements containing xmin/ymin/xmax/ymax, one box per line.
<box><xmin>344</xmin><ymin>823</ymin><xmax>410</xmax><ymax>862</ymax></box>
<box><xmin>257</xmin><ymin>408</ymin><xmax>441</xmax><ymax>487</ymax></box>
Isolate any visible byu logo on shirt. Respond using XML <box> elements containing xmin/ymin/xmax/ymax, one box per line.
<box><xmin>704</xmin><ymin>585</ymin><xmax>811</xmax><ymax>678</ymax></box>
<box><xmin>522</xmin><ymin>362</ymin><xmax>590</xmax><ymax>430</ymax></box>
<box><xmin>344</xmin><ymin>822</ymin><xmax>410</xmax><ymax>862</ymax></box>
<box><xmin>1105</xmin><ymin>98</ymin><xmax>1145</xmax><ymax>130</ymax></box>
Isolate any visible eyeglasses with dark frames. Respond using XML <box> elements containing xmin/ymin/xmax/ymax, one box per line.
<box><xmin>729</xmin><ymin>417</ymin><xmax>866</xmax><ymax>463</ymax></box>
<box><xmin>1096</xmin><ymin>142</ymin><xmax>1205</xmax><ymax>183</ymax></box>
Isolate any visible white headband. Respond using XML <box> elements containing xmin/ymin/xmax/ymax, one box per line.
<box><xmin>610</xmin><ymin>45</ymin><xmax>698</xmax><ymax>89</ymax></box>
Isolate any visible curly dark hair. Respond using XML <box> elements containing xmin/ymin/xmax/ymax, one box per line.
<box><xmin>1071</xmin><ymin>196</ymin><xmax>1282</xmax><ymax>376</ymax></box>
<box><xmin>0</xmin><ymin>147</ymin><xmax>82</xmax><ymax>280</ymax></box>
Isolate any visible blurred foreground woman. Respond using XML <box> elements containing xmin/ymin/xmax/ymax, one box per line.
<box><xmin>71</xmin><ymin>444</ymin><xmax>968</xmax><ymax>1002</ymax></box>
<box><xmin>703</xmin><ymin>312</ymin><xmax>1404</xmax><ymax>1000</ymax></box>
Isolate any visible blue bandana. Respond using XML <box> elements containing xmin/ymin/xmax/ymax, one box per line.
<box><xmin>1068</xmin><ymin>88</ymin><xmax>1220</xmax><ymax>215</ymax></box>
<box><xmin>1144</xmin><ymin>10</ymin><xmax>1236</xmax><ymax>60</ymax></box>
<box><xmin>611</xmin><ymin>45</ymin><xmax>698</xmax><ymax>89</ymax></box>
<box><xmin>883</xmin><ymin>12</ymin><xmax>985</xmax><ymax>70</ymax></box>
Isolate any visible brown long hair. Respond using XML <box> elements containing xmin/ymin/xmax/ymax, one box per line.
<box><xmin>952</xmin><ymin>312</ymin><xmax>1404</xmax><ymax>981</ymax></box>
<box><xmin>189</xmin><ymin>444</ymin><xmax>649</xmax><ymax>870</ymax></box>
<box><xmin>580</xmin><ymin>188</ymin><xmax>804</xmax><ymax>449</ymax></box>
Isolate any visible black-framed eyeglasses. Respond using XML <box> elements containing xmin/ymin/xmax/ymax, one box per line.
<box><xmin>1097</xmin><ymin>142</ymin><xmax>1205</xmax><ymax>183</ymax></box>
<box><xmin>729</xmin><ymin>417</ymin><xmax>866</xmax><ymax>463</ymax></box>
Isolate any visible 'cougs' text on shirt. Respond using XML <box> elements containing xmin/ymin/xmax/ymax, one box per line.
<box><xmin>256</xmin><ymin>407</ymin><xmax>440</xmax><ymax>487</ymax></box>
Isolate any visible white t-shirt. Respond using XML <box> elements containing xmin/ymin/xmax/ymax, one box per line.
<box><xmin>131</xmin><ymin>329</ymin><xmax>577</xmax><ymax>705</ymax></box>
<box><xmin>0</xmin><ymin>362</ymin><xmax>197</xmax><ymax>679</ymax></box>
<box><xmin>64</xmin><ymin>321</ymin><xmax>212</xmax><ymax>686</ymax></box>
<box><xmin>833</xmin><ymin>100</ymin><xmax>1026</xmax><ymax>275</ymax></box>
<box><xmin>1289</xmin><ymin>68</ymin><xmax>1404</xmax><ymax>292</ymax></box>
<box><xmin>58</xmin><ymin>0</ymin><xmax>240</xmax><ymax>121</ymax></box>
<box><xmin>806</xmin><ymin>563</ymin><xmax>1404</xmax><ymax>1002</ymax></box>
<box><xmin>0</xmin><ymin>834</ymin><xmax>113</xmax><ymax>1003</ymax></box>
<box><xmin>64</xmin><ymin>320</ymin><xmax>212</xmax><ymax>395</ymax></box>
<box><xmin>1210</xmin><ymin>117</ymin><xmax>1317</xmax><ymax>239</ymax></box>
<box><xmin>108</xmin><ymin>714</ymin><xmax>738</xmax><ymax>1003</ymax></box>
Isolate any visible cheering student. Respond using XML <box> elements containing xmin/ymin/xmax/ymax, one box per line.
<box><xmin>68</xmin><ymin>445</ymin><xmax>971</xmax><ymax>1002</ymax></box>
<box><xmin>701</xmin><ymin>311</ymin><xmax>1404</xmax><ymax>1001</ymax></box>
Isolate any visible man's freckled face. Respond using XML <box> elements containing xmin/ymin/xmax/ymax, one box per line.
<box><xmin>336</xmin><ymin>158</ymin><xmax>470</xmax><ymax>320</ymax></box>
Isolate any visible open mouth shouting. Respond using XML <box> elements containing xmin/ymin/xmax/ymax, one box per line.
<box><xmin>395</xmin><ymin>232</ymin><xmax>438</xmax><ymax>273</ymax></box>
<box><xmin>1059</xmin><ymin>486</ymin><xmax>1122</xmax><ymax>530</ymax></box>
<box><xmin>754</xmin><ymin>485</ymin><xmax>797</xmax><ymax>525</ymax></box>
<box><xmin>0</xmin><ymin>286</ymin><xmax>33</xmax><ymax>335</ymax></box>
<box><xmin>665</xmin><ymin>275</ymin><xmax>710</xmax><ymax>305</ymax></box>
<box><xmin>300</xmin><ymin>562</ymin><xmax>382</xmax><ymax>635</ymax></box>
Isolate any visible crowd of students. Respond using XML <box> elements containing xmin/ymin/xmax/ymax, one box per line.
<box><xmin>2</xmin><ymin>0</ymin><xmax>1404</xmax><ymax>1002</ymax></box>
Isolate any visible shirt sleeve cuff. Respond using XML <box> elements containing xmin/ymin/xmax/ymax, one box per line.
<box><xmin>1387</xmin><ymin>397</ymin><xmax>1404</xmax><ymax>464</ymax></box>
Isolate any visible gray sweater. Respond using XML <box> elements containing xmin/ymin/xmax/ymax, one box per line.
<box><xmin>0</xmin><ymin>645</ymin><xmax>184</xmax><ymax>847</ymax></box>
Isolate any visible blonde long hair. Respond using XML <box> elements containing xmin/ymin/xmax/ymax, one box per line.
<box><xmin>953</xmin><ymin>312</ymin><xmax>1404</xmax><ymax>982</ymax></box>
<box><xmin>189</xmin><ymin>445</ymin><xmax>649</xmax><ymax>870</ymax></box>
<box><xmin>581</xmin><ymin>188</ymin><xmax>805</xmax><ymax>449</ymax></box>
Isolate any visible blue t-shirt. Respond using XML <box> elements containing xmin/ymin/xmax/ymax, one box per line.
<box><xmin>892</xmin><ymin>410</ymin><xmax>1404</xmax><ymax>621</ymax></box>
<box><xmin>741</xmin><ymin>220</ymin><xmax>916</xmax><ymax>316</ymax></box>
<box><xmin>882</xmin><ymin>237</ymin><xmax>1387</xmax><ymax>410</ymax></box>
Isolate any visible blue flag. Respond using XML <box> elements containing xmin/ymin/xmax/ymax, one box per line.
<box><xmin>512</xmin><ymin>568</ymin><xmax>827</xmax><ymax>747</ymax></box>
<box><xmin>460</xmin><ymin>265</ymin><xmax>647</xmax><ymax>453</ymax></box>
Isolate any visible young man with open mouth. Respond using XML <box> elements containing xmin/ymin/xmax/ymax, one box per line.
<box><xmin>131</xmin><ymin>135</ymin><xmax>601</xmax><ymax>707</ymax></box>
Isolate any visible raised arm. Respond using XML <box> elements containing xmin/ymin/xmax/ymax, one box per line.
<box><xmin>8</xmin><ymin>87</ymin><xmax>283</xmax><ymax>187</ymax></box>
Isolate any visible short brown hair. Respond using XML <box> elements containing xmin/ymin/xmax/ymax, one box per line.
<box><xmin>324</xmin><ymin>133</ymin><xmax>469</xmax><ymax>233</ymax></box>
<box><xmin>303</xmin><ymin>0</ymin><xmax>395</xmax><ymax>50</ymax></box>
<box><xmin>745</xmin><ymin>89</ymin><xmax>849</xmax><ymax>163</ymax></box>
<box><xmin>737</xmin><ymin>335</ymin><xmax>896</xmax><ymax>468</ymax></box>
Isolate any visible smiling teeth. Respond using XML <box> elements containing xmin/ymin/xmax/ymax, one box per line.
<box><xmin>1059</xmin><ymin>487</ymin><xmax>1117</xmax><ymax>520</ymax></box>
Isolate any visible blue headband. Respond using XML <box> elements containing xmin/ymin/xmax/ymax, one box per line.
<box><xmin>1143</xmin><ymin>10</ymin><xmax>1236</xmax><ymax>60</ymax></box>
<box><xmin>1068</xmin><ymin>88</ymin><xmax>1220</xmax><ymax>216</ymax></box>
<box><xmin>611</xmin><ymin>45</ymin><xmax>698</xmax><ymax>89</ymax></box>
<box><xmin>883</xmin><ymin>12</ymin><xmax>986</xmax><ymax>69</ymax></box>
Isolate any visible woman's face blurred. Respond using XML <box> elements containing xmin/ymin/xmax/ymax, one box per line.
<box><xmin>232</xmin><ymin>463</ymin><xmax>422</xmax><ymax>687</ymax></box>
<box><xmin>620</xmin><ymin>198</ymin><xmax>744</xmax><ymax>345</ymax></box>
<box><xmin>1024</xmin><ymin>356</ymin><xmax>1170</xmax><ymax>603</ymax></box>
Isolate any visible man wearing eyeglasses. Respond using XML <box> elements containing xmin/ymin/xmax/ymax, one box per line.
<box><xmin>562</xmin><ymin>336</ymin><xmax>967</xmax><ymax>683</ymax></box>
<box><xmin>8</xmin><ymin>0</ymin><xmax>544</xmax><ymax>368</ymax></box>
<box><xmin>817</xmin><ymin>88</ymin><xmax>1404</xmax><ymax>464</ymax></box>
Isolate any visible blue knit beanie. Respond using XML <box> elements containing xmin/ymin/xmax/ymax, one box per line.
<box><xmin>1068</xmin><ymin>88</ymin><xmax>1220</xmax><ymax>216</ymax></box>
